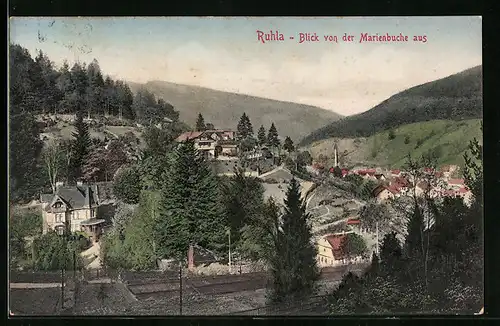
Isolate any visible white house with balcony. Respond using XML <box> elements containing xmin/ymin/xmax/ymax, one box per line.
<box><xmin>175</xmin><ymin>130</ymin><xmax>237</xmax><ymax>159</ymax></box>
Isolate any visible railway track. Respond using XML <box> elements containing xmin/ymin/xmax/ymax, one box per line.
<box><xmin>129</xmin><ymin>264</ymin><xmax>369</xmax><ymax>301</ymax></box>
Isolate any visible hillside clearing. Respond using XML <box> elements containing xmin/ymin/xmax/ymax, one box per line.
<box><xmin>304</xmin><ymin>119</ymin><xmax>482</xmax><ymax>169</ymax></box>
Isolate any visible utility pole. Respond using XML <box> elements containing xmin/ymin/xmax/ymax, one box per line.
<box><xmin>179</xmin><ymin>261</ymin><xmax>183</xmax><ymax>316</ymax></box>
<box><xmin>61</xmin><ymin>266</ymin><xmax>65</xmax><ymax>309</ymax></box>
<box><xmin>376</xmin><ymin>222</ymin><xmax>379</xmax><ymax>256</ymax></box>
<box><xmin>228</xmin><ymin>230</ymin><xmax>232</xmax><ymax>274</ymax></box>
<box><xmin>73</xmin><ymin>250</ymin><xmax>77</xmax><ymax>281</ymax></box>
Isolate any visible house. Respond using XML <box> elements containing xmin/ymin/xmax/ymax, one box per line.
<box><xmin>346</xmin><ymin>217</ymin><xmax>361</xmax><ymax>231</ymax></box>
<box><xmin>391</xmin><ymin>169</ymin><xmax>401</xmax><ymax>177</ymax></box>
<box><xmin>390</xmin><ymin>177</ymin><xmax>411</xmax><ymax>196</ymax></box>
<box><xmin>175</xmin><ymin>130</ymin><xmax>237</xmax><ymax>159</ymax></box>
<box><xmin>374</xmin><ymin>173</ymin><xmax>386</xmax><ymax>181</ymax></box>
<box><xmin>341</xmin><ymin>168</ymin><xmax>349</xmax><ymax>177</ymax></box>
<box><xmin>373</xmin><ymin>185</ymin><xmax>397</xmax><ymax>202</ymax></box>
<box><xmin>316</xmin><ymin>234</ymin><xmax>346</xmax><ymax>267</ymax></box>
<box><xmin>448</xmin><ymin>178</ymin><xmax>465</xmax><ymax>190</ymax></box>
<box><xmin>415</xmin><ymin>181</ymin><xmax>431</xmax><ymax>197</ymax></box>
<box><xmin>40</xmin><ymin>183</ymin><xmax>105</xmax><ymax>243</ymax></box>
<box><xmin>357</xmin><ymin>169</ymin><xmax>377</xmax><ymax>180</ymax></box>
<box><xmin>440</xmin><ymin>164</ymin><xmax>460</xmax><ymax>179</ymax></box>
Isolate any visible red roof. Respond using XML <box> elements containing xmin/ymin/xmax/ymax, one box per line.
<box><xmin>393</xmin><ymin>176</ymin><xmax>410</xmax><ymax>187</ymax></box>
<box><xmin>449</xmin><ymin>178</ymin><xmax>465</xmax><ymax>185</ymax></box>
<box><xmin>391</xmin><ymin>169</ymin><xmax>401</xmax><ymax>175</ymax></box>
<box><xmin>325</xmin><ymin>234</ymin><xmax>346</xmax><ymax>259</ymax></box>
<box><xmin>386</xmin><ymin>185</ymin><xmax>401</xmax><ymax>194</ymax></box>
<box><xmin>347</xmin><ymin>219</ymin><xmax>360</xmax><ymax>225</ymax></box>
<box><xmin>373</xmin><ymin>185</ymin><xmax>397</xmax><ymax>197</ymax></box>
<box><xmin>457</xmin><ymin>187</ymin><xmax>469</xmax><ymax>194</ymax></box>
<box><xmin>176</xmin><ymin>131</ymin><xmax>204</xmax><ymax>142</ymax></box>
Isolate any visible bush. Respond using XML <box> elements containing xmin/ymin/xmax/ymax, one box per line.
<box><xmin>404</xmin><ymin>135</ymin><xmax>410</xmax><ymax>144</ymax></box>
<box><xmin>32</xmin><ymin>231</ymin><xmax>84</xmax><ymax>271</ymax></box>
<box><xmin>388</xmin><ymin>130</ymin><xmax>396</xmax><ymax>140</ymax></box>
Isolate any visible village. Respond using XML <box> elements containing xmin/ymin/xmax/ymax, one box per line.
<box><xmin>32</xmin><ymin>124</ymin><xmax>472</xmax><ymax>274</ymax></box>
<box><xmin>9</xmin><ymin>16</ymin><xmax>482</xmax><ymax>315</ymax></box>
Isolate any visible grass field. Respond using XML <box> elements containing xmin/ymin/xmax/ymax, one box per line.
<box><xmin>41</xmin><ymin>121</ymin><xmax>144</xmax><ymax>144</ymax></box>
<box><xmin>306</xmin><ymin>119</ymin><xmax>482</xmax><ymax>169</ymax></box>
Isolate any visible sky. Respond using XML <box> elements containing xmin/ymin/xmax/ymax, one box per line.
<box><xmin>9</xmin><ymin>17</ymin><xmax>482</xmax><ymax>116</ymax></box>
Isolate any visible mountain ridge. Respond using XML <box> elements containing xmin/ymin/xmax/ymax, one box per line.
<box><xmin>127</xmin><ymin>80</ymin><xmax>343</xmax><ymax>141</ymax></box>
<box><xmin>299</xmin><ymin>65</ymin><xmax>482</xmax><ymax>146</ymax></box>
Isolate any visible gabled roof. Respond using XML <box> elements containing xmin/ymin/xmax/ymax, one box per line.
<box><xmin>448</xmin><ymin>178</ymin><xmax>465</xmax><ymax>185</ymax></box>
<box><xmin>325</xmin><ymin>234</ymin><xmax>346</xmax><ymax>259</ymax></box>
<box><xmin>373</xmin><ymin>185</ymin><xmax>387</xmax><ymax>197</ymax></box>
<box><xmin>175</xmin><ymin>131</ymin><xmax>204</xmax><ymax>142</ymax></box>
<box><xmin>42</xmin><ymin>185</ymin><xmax>99</xmax><ymax>211</ymax></box>
<box><xmin>393</xmin><ymin>176</ymin><xmax>410</xmax><ymax>187</ymax></box>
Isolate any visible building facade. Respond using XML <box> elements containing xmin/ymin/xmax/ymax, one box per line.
<box><xmin>40</xmin><ymin>183</ymin><xmax>105</xmax><ymax>242</ymax></box>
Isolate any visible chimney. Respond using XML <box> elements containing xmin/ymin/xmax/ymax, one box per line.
<box><xmin>188</xmin><ymin>244</ymin><xmax>194</xmax><ymax>270</ymax></box>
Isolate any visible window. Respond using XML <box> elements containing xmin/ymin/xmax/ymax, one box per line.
<box><xmin>55</xmin><ymin>213</ymin><xmax>64</xmax><ymax>222</ymax></box>
<box><xmin>90</xmin><ymin>209</ymin><xmax>95</xmax><ymax>218</ymax></box>
<box><xmin>54</xmin><ymin>202</ymin><xmax>62</xmax><ymax>208</ymax></box>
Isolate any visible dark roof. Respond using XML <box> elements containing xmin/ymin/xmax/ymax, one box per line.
<box><xmin>42</xmin><ymin>184</ymin><xmax>100</xmax><ymax>210</ymax></box>
<box><xmin>40</xmin><ymin>194</ymin><xmax>52</xmax><ymax>203</ymax></box>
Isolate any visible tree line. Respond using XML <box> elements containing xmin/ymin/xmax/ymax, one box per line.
<box><xmin>9</xmin><ymin>43</ymin><xmax>182</xmax><ymax>201</ymax></box>
<box><xmin>10</xmin><ymin>43</ymin><xmax>179</xmax><ymax>123</ymax></box>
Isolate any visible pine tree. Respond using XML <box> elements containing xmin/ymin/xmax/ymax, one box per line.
<box><xmin>223</xmin><ymin>168</ymin><xmax>265</xmax><ymax>256</ymax></box>
<box><xmin>365</xmin><ymin>251</ymin><xmax>380</xmax><ymax>279</ymax></box>
<box><xmin>380</xmin><ymin>232</ymin><xmax>403</xmax><ymax>272</ymax></box>
<box><xmin>86</xmin><ymin>59</ymin><xmax>105</xmax><ymax>117</ymax></box>
<box><xmin>257</xmin><ymin>125</ymin><xmax>266</xmax><ymax>146</ymax></box>
<box><xmin>237</xmin><ymin>113</ymin><xmax>250</xmax><ymax>140</ymax></box>
<box><xmin>9</xmin><ymin>112</ymin><xmax>43</xmax><ymax>199</ymax></box>
<box><xmin>156</xmin><ymin>140</ymin><xmax>226</xmax><ymax>260</ymax></box>
<box><xmin>34</xmin><ymin>50</ymin><xmax>61</xmax><ymax>114</ymax></box>
<box><xmin>56</xmin><ymin>61</ymin><xmax>72</xmax><ymax>115</ymax></box>
<box><xmin>267</xmin><ymin>123</ymin><xmax>280</xmax><ymax>149</ymax></box>
<box><xmin>70</xmin><ymin>112</ymin><xmax>91</xmax><ymax>182</ymax></box>
<box><xmin>195</xmin><ymin>113</ymin><xmax>206</xmax><ymax>131</ymax></box>
<box><xmin>270</xmin><ymin>178</ymin><xmax>319</xmax><ymax>302</ymax></box>
<box><xmin>70</xmin><ymin>62</ymin><xmax>89</xmax><ymax>116</ymax></box>
<box><xmin>405</xmin><ymin>203</ymin><xmax>424</xmax><ymax>257</ymax></box>
<box><xmin>244</xmin><ymin>114</ymin><xmax>253</xmax><ymax>137</ymax></box>
<box><xmin>283</xmin><ymin>136</ymin><xmax>295</xmax><ymax>153</ymax></box>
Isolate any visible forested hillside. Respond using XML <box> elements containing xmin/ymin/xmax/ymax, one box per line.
<box><xmin>8</xmin><ymin>43</ymin><xmax>182</xmax><ymax>202</ymax></box>
<box><xmin>300</xmin><ymin>65</ymin><xmax>482</xmax><ymax>146</ymax></box>
<box><xmin>128</xmin><ymin>80</ymin><xmax>343</xmax><ymax>141</ymax></box>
